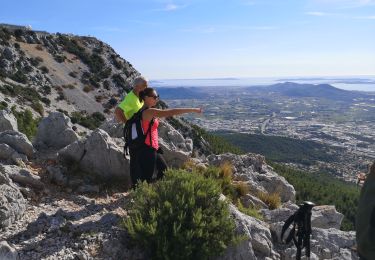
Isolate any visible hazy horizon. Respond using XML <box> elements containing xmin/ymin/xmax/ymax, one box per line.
<box><xmin>150</xmin><ymin>75</ymin><xmax>375</xmax><ymax>91</ymax></box>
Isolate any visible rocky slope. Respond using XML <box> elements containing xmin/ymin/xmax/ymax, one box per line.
<box><xmin>0</xmin><ymin>25</ymin><xmax>139</xmax><ymax>116</ymax></box>
<box><xmin>0</xmin><ymin>25</ymin><xmax>359</xmax><ymax>260</ymax></box>
<box><xmin>0</xmin><ymin>110</ymin><xmax>358</xmax><ymax>259</ymax></box>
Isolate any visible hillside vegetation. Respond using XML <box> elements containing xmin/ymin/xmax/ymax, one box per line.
<box><xmin>215</xmin><ymin>131</ymin><xmax>340</xmax><ymax>165</ymax></box>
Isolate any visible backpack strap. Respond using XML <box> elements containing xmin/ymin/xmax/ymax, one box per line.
<box><xmin>146</xmin><ymin>117</ymin><xmax>155</xmax><ymax>147</ymax></box>
<box><xmin>140</xmin><ymin>108</ymin><xmax>155</xmax><ymax>149</ymax></box>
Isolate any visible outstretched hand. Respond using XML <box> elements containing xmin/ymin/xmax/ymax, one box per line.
<box><xmin>195</xmin><ymin>108</ymin><xmax>203</xmax><ymax>114</ymax></box>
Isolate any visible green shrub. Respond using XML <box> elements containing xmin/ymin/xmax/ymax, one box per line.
<box><xmin>10</xmin><ymin>70</ymin><xmax>28</xmax><ymax>84</ymax></box>
<box><xmin>68</xmin><ymin>71</ymin><xmax>77</xmax><ymax>78</ymax></box>
<box><xmin>11</xmin><ymin>107</ymin><xmax>40</xmax><ymax>140</ymax></box>
<box><xmin>30</xmin><ymin>56</ymin><xmax>43</xmax><ymax>66</ymax></box>
<box><xmin>31</xmin><ymin>102</ymin><xmax>44</xmax><ymax>116</ymax></box>
<box><xmin>236</xmin><ymin>200</ymin><xmax>263</xmax><ymax>220</ymax></box>
<box><xmin>124</xmin><ymin>169</ymin><xmax>238</xmax><ymax>260</ymax></box>
<box><xmin>41</xmin><ymin>97</ymin><xmax>51</xmax><ymax>106</ymax></box>
<box><xmin>40</xmin><ymin>85</ymin><xmax>51</xmax><ymax>95</ymax></box>
<box><xmin>112</xmin><ymin>73</ymin><xmax>126</xmax><ymax>88</ymax></box>
<box><xmin>40</xmin><ymin>66</ymin><xmax>49</xmax><ymax>74</ymax></box>
<box><xmin>54</xmin><ymin>54</ymin><xmax>66</xmax><ymax>63</ymax></box>
<box><xmin>70</xmin><ymin>111</ymin><xmax>106</xmax><ymax>130</ymax></box>
<box><xmin>13</xmin><ymin>29</ymin><xmax>24</xmax><ymax>38</ymax></box>
<box><xmin>0</xmin><ymin>28</ymin><xmax>11</xmax><ymax>44</ymax></box>
<box><xmin>0</xmin><ymin>101</ymin><xmax>8</xmax><ymax>110</ymax></box>
<box><xmin>83</xmin><ymin>85</ymin><xmax>93</xmax><ymax>93</ymax></box>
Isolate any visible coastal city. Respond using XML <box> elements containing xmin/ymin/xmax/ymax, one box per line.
<box><xmin>163</xmin><ymin>85</ymin><xmax>375</xmax><ymax>182</ymax></box>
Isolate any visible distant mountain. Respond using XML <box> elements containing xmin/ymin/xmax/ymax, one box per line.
<box><xmin>156</xmin><ymin>87</ymin><xmax>204</xmax><ymax>99</ymax></box>
<box><xmin>248</xmin><ymin>82</ymin><xmax>367</xmax><ymax>101</ymax></box>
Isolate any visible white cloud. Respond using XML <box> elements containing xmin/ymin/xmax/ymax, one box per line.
<box><xmin>310</xmin><ymin>0</ymin><xmax>375</xmax><ymax>8</ymax></box>
<box><xmin>354</xmin><ymin>15</ymin><xmax>375</xmax><ymax>19</ymax></box>
<box><xmin>180</xmin><ymin>25</ymin><xmax>277</xmax><ymax>34</ymax></box>
<box><xmin>151</xmin><ymin>3</ymin><xmax>188</xmax><ymax>12</ymax></box>
<box><xmin>306</xmin><ymin>11</ymin><xmax>334</xmax><ymax>16</ymax></box>
<box><xmin>91</xmin><ymin>26</ymin><xmax>127</xmax><ymax>33</ymax></box>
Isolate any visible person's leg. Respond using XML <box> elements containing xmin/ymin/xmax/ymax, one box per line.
<box><xmin>139</xmin><ymin>147</ymin><xmax>156</xmax><ymax>183</ymax></box>
<box><xmin>155</xmin><ymin>153</ymin><xmax>167</xmax><ymax>180</ymax></box>
<box><xmin>129</xmin><ymin>148</ymin><xmax>138</xmax><ymax>188</ymax></box>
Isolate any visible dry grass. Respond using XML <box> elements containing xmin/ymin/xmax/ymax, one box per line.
<box><xmin>233</xmin><ymin>181</ymin><xmax>249</xmax><ymax>197</ymax></box>
<box><xmin>219</xmin><ymin>161</ymin><xmax>233</xmax><ymax>179</ymax></box>
<box><xmin>257</xmin><ymin>191</ymin><xmax>281</xmax><ymax>210</ymax></box>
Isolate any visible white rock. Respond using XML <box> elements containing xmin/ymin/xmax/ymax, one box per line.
<box><xmin>311</xmin><ymin>205</ymin><xmax>344</xmax><ymax>229</ymax></box>
<box><xmin>219</xmin><ymin>203</ymin><xmax>277</xmax><ymax>259</ymax></box>
<box><xmin>0</xmin><ymin>171</ymin><xmax>27</xmax><ymax>228</ymax></box>
<box><xmin>1</xmin><ymin>165</ymin><xmax>44</xmax><ymax>189</ymax></box>
<box><xmin>34</xmin><ymin>112</ymin><xmax>79</xmax><ymax>150</ymax></box>
<box><xmin>207</xmin><ymin>153</ymin><xmax>295</xmax><ymax>202</ymax></box>
<box><xmin>0</xmin><ymin>109</ymin><xmax>18</xmax><ymax>132</ymax></box>
<box><xmin>0</xmin><ymin>130</ymin><xmax>35</xmax><ymax>158</ymax></box>
<box><xmin>0</xmin><ymin>241</ymin><xmax>19</xmax><ymax>260</ymax></box>
<box><xmin>58</xmin><ymin>129</ymin><xmax>131</xmax><ymax>187</ymax></box>
<box><xmin>99</xmin><ymin>118</ymin><xmax>123</xmax><ymax>138</ymax></box>
<box><xmin>0</xmin><ymin>143</ymin><xmax>28</xmax><ymax>164</ymax></box>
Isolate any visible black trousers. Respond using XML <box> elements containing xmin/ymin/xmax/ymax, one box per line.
<box><xmin>130</xmin><ymin>145</ymin><xmax>167</xmax><ymax>187</ymax></box>
<box><xmin>129</xmin><ymin>148</ymin><xmax>139</xmax><ymax>188</ymax></box>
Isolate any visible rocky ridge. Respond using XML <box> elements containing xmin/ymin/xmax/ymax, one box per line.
<box><xmin>0</xmin><ymin>111</ymin><xmax>358</xmax><ymax>259</ymax></box>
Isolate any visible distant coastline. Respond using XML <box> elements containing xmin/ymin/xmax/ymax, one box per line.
<box><xmin>151</xmin><ymin>76</ymin><xmax>375</xmax><ymax>92</ymax></box>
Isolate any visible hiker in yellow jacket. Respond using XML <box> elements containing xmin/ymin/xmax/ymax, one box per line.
<box><xmin>114</xmin><ymin>76</ymin><xmax>148</xmax><ymax>187</ymax></box>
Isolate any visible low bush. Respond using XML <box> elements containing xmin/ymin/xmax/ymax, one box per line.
<box><xmin>0</xmin><ymin>101</ymin><xmax>8</xmax><ymax>110</ymax></box>
<box><xmin>40</xmin><ymin>85</ymin><xmax>51</xmax><ymax>95</ymax></box>
<box><xmin>40</xmin><ymin>66</ymin><xmax>49</xmax><ymax>74</ymax></box>
<box><xmin>40</xmin><ymin>97</ymin><xmax>51</xmax><ymax>106</ymax></box>
<box><xmin>124</xmin><ymin>169</ymin><xmax>238</xmax><ymax>260</ymax></box>
<box><xmin>83</xmin><ymin>85</ymin><xmax>93</xmax><ymax>93</ymax></box>
<box><xmin>62</xmin><ymin>84</ymin><xmax>75</xmax><ymax>89</ymax></box>
<box><xmin>112</xmin><ymin>73</ymin><xmax>126</xmax><ymax>89</ymax></box>
<box><xmin>30</xmin><ymin>56</ymin><xmax>43</xmax><ymax>66</ymax></box>
<box><xmin>68</xmin><ymin>71</ymin><xmax>77</xmax><ymax>78</ymax></box>
<box><xmin>10</xmin><ymin>70</ymin><xmax>28</xmax><ymax>84</ymax></box>
<box><xmin>35</xmin><ymin>45</ymin><xmax>44</xmax><ymax>51</ymax></box>
<box><xmin>70</xmin><ymin>111</ymin><xmax>106</xmax><ymax>130</ymax></box>
<box><xmin>236</xmin><ymin>200</ymin><xmax>263</xmax><ymax>220</ymax></box>
<box><xmin>11</xmin><ymin>107</ymin><xmax>40</xmax><ymax>140</ymax></box>
<box><xmin>31</xmin><ymin>102</ymin><xmax>44</xmax><ymax>116</ymax></box>
<box><xmin>54</xmin><ymin>54</ymin><xmax>66</xmax><ymax>63</ymax></box>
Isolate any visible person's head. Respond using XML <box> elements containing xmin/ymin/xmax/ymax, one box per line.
<box><xmin>132</xmin><ymin>76</ymin><xmax>148</xmax><ymax>93</ymax></box>
<box><xmin>139</xmin><ymin>88</ymin><xmax>159</xmax><ymax>107</ymax></box>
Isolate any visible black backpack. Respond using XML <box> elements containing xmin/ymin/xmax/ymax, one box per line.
<box><xmin>123</xmin><ymin>107</ymin><xmax>155</xmax><ymax>155</ymax></box>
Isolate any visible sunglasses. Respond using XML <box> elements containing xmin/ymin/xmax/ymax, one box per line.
<box><xmin>147</xmin><ymin>94</ymin><xmax>159</xmax><ymax>100</ymax></box>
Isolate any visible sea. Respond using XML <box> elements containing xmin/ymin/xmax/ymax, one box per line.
<box><xmin>150</xmin><ymin>76</ymin><xmax>375</xmax><ymax>92</ymax></box>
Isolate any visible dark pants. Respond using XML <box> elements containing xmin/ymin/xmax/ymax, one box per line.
<box><xmin>130</xmin><ymin>145</ymin><xmax>167</xmax><ymax>187</ymax></box>
<box><xmin>129</xmin><ymin>148</ymin><xmax>137</xmax><ymax>188</ymax></box>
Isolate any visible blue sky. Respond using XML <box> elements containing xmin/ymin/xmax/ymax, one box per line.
<box><xmin>1</xmin><ymin>0</ymin><xmax>374</xmax><ymax>79</ymax></box>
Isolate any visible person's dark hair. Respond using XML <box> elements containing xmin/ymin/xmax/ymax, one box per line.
<box><xmin>139</xmin><ymin>87</ymin><xmax>156</xmax><ymax>102</ymax></box>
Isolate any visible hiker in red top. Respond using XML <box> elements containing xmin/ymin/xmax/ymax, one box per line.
<box><xmin>134</xmin><ymin>87</ymin><xmax>202</xmax><ymax>185</ymax></box>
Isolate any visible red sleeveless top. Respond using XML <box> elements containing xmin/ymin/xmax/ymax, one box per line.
<box><xmin>142</xmin><ymin>118</ymin><xmax>159</xmax><ymax>150</ymax></box>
